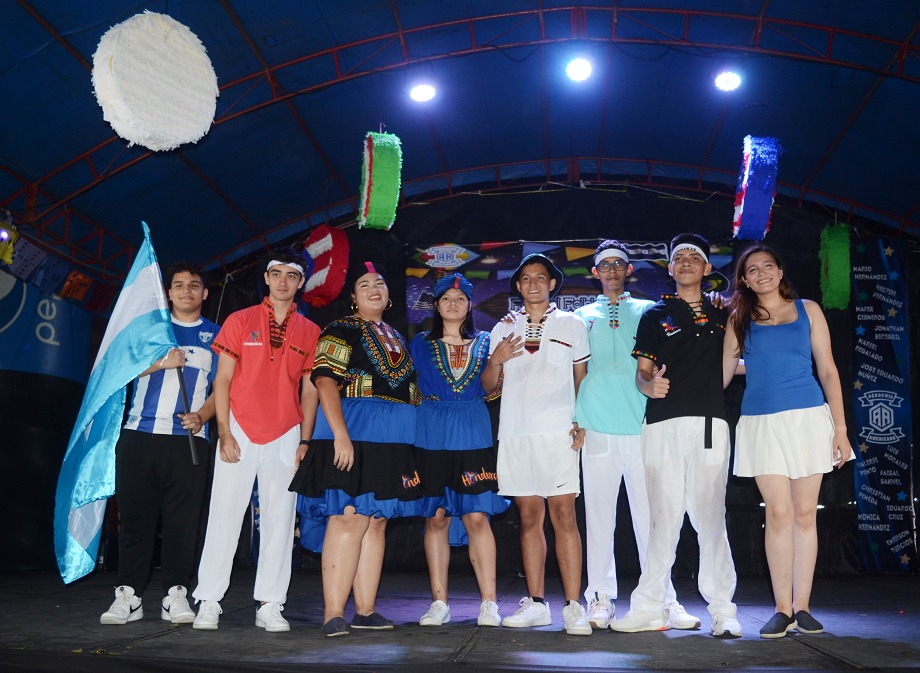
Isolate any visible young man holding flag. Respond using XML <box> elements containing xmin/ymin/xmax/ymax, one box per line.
<box><xmin>99</xmin><ymin>262</ymin><xmax>219</xmax><ymax>625</ymax></box>
<box><xmin>55</xmin><ymin>224</ymin><xmax>184</xmax><ymax>590</ymax></box>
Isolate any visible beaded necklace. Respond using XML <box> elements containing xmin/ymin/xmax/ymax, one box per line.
<box><xmin>600</xmin><ymin>292</ymin><xmax>630</xmax><ymax>367</ymax></box>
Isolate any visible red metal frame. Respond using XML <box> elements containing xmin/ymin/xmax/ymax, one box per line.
<box><xmin>10</xmin><ymin>4</ymin><xmax>920</xmax><ymax>280</ymax></box>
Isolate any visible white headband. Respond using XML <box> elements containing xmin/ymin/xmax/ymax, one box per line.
<box><xmin>594</xmin><ymin>248</ymin><xmax>629</xmax><ymax>266</ymax></box>
<box><xmin>266</xmin><ymin>259</ymin><xmax>305</xmax><ymax>276</ymax></box>
<box><xmin>669</xmin><ymin>243</ymin><xmax>709</xmax><ymax>264</ymax></box>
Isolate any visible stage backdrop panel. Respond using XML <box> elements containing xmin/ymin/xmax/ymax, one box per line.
<box><xmin>0</xmin><ymin>268</ymin><xmax>91</xmax><ymax>384</ymax></box>
<box><xmin>405</xmin><ymin>239</ymin><xmax>733</xmax><ymax>336</ymax></box>
<box><xmin>851</xmin><ymin>238</ymin><xmax>916</xmax><ymax>571</ymax></box>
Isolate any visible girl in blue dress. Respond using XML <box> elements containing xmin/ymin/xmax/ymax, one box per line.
<box><xmin>410</xmin><ymin>273</ymin><xmax>509</xmax><ymax>628</ymax></box>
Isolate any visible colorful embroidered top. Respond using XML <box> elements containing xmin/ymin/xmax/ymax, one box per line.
<box><xmin>312</xmin><ymin>315</ymin><xmax>418</xmax><ymax>405</ymax></box>
<box><xmin>410</xmin><ymin>331</ymin><xmax>498</xmax><ymax>403</ymax></box>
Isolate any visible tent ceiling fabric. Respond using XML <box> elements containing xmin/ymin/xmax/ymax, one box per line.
<box><xmin>2</xmin><ymin>1</ymin><xmax>919</xmax><ymax>282</ymax></box>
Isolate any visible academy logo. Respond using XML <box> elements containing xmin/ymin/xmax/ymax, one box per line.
<box><xmin>199</xmin><ymin>331</ymin><xmax>213</xmax><ymax>344</ymax></box>
<box><xmin>857</xmin><ymin>390</ymin><xmax>905</xmax><ymax>444</ymax></box>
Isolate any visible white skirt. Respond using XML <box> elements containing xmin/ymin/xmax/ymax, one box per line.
<box><xmin>733</xmin><ymin>404</ymin><xmax>836</xmax><ymax>479</ymax></box>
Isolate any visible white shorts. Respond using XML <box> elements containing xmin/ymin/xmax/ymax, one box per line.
<box><xmin>734</xmin><ymin>403</ymin><xmax>840</xmax><ymax>479</ymax></box>
<box><xmin>497</xmin><ymin>431</ymin><xmax>581</xmax><ymax>497</ymax></box>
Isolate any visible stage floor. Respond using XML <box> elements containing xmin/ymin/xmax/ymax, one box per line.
<box><xmin>1</xmin><ymin>567</ymin><xmax>918</xmax><ymax>672</ymax></box>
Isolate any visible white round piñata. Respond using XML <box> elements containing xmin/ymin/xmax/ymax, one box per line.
<box><xmin>92</xmin><ymin>11</ymin><xmax>218</xmax><ymax>151</ymax></box>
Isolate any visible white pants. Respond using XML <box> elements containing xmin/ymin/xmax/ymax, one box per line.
<box><xmin>629</xmin><ymin>417</ymin><xmax>737</xmax><ymax>618</ymax></box>
<box><xmin>193</xmin><ymin>413</ymin><xmax>299</xmax><ymax>604</ymax></box>
<box><xmin>581</xmin><ymin>431</ymin><xmax>676</xmax><ymax>604</ymax></box>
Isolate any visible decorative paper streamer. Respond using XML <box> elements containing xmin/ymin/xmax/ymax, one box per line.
<box><xmin>818</xmin><ymin>223</ymin><xmax>851</xmax><ymax>310</ymax></box>
<box><xmin>301</xmin><ymin>224</ymin><xmax>350</xmax><ymax>307</ymax></box>
<box><xmin>92</xmin><ymin>11</ymin><xmax>218</xmax><ymax>151</ymax></box>
<box><xmin>733</xmin><ymin>136</ymin><xmax>782</xmax><ymax>241</ymax></box>
<box><xmin>357</xmin><ymin>132</ymin><xmax>402</xmax><ymax>230</ymax></box>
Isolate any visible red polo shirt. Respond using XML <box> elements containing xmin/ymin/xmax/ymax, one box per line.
<box><xmin>212</xmin><ymin>301</ymin><xmax>321</xmax><ymax>443</ymax></box>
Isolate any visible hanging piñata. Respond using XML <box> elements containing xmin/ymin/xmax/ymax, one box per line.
<box><xmin>818</xmin><ymin>223</ymin><xmax>851</xmax><ymax>310</ymax></box>
<box><xmin>301</xmin><ymin>224</ymin><xmax>349</xmax><ymax>307</ymax></box>
<box><xmin>357</xmin><ymin>132</ymin><xmax>402</xmax><ymax>230</ymax></box>
<box><xmin>92</xmin><ymin>11</ymin><xmax>218</xmax><ymax>151</ymax></box>
<box><xmin>733</xmin><ymin>136</ymin><xmax>782</xmax><ymax>241</ymax></box>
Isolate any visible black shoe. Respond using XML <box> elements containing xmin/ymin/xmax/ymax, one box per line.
<box><xmin>322</xmin><ymin>616</ymin><xmax>349</xmax><ymax>637</ymax></box>
<box><xmin>351</xmin><ymin>612</ymin><xmax>394</xmax><ymax>630</ymax></box>
<box><xmin>759</xmin><ymin>612</ymin><xmax>796</xmax><ymax>639</ymax></box>
<box><xmin>793</xmin><ymin>610</ymin><xmax>824</xmax><ymax>634</ymax></box>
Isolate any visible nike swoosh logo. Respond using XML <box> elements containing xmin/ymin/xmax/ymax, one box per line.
<box><xmin>130</xmin><ymin>604</ymin><xmax>142</xmax><ymax>614</ymax></box>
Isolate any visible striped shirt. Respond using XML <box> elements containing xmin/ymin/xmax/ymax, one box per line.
<box><xmin>123</xmin><ymin>316</ymin><xmax>220</xmax><ymax>439</ymax></box>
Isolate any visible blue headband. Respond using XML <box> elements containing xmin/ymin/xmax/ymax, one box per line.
<box><xmin>433</xmin><ymin>273</ymin><xmax>473</xmax><ymax>300</ymax></box>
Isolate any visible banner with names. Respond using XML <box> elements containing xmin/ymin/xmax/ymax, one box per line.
<box><xmin>851</xmin><ymin>238</ymin><xmax>916</xmax><ymax>571</ymax></box>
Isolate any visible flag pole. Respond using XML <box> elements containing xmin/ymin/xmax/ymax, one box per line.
<box><xmin>176</xmin><ymin>368</ymin><xmax>199</xmax><ymax>466</ymax></box>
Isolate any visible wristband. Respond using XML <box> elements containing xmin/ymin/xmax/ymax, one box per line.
<box><xmin>299</xmin><ymin>439</ymin><xmax>310</xmax><ymax>446</ymax></box>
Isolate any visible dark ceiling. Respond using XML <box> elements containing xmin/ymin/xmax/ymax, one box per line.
<box><xmin>2</xmin><ymin>1</ymin><xmax>920</xmax><ymax>287</ymax></box>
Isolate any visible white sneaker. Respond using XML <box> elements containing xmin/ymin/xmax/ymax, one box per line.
<box><xmin>610</xmin><ymin>609</ymin><xmax>669</xmax><ymax>632</ymax></box>
<box><xmin>711</xmin><ymin>613</ymin><xmax>743</xmax><ymax>638</ymax></box>
<box><xmin>100</xmin><ymin>586</ymin><xmax>143</xmax><ymax>625</ymax></box>
<box><xmin>562</xmin><ymin>601</ymin><xmax>592</xmax><ymax>636</ymax></box>
<box><xmin>419</xmin><ymin>600</ymin><xmax>451</xmax><ymax>626</ymax></box>
<box><xmin>665</xmin><ymin>601</ymin><xmax>701</xmax><ymax>630</ymax></box>
<box><xmin>192</xmin><ymin>600</ymin><xmax>222</xmax><ymax>630</ymax></box>
<box><xmin>587</xmin><ymin>592</ymin><xmax>614</xmax><ymax>630</ymax></box>
<box><xmin>161</xmin><ymin>585</ymin><xmax>196</xmax><ymax>624</ymax></box>
<box><xmin>477</xmin><ymin>599</ymin><xmax>501</xmax><ymax>627</ymax></box>
<box><xmin>255</xmin><ymin>602</ymin><xmax>290</xmax><ymax>632</ymax></box>
<box><xmin>501</xmin><ymin>597</ymin><xmax>551</xmax><ymax>628</ymax></box>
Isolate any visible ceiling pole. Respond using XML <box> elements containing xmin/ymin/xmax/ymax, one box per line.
<box><xmin>18</xmin><ymin>0</ymin><xmax>91</xmax><ymax>70</ymax></box>
<box><xmin>799</xmin><ymin>17</ymin><xmax>920</xmax><ymax>208</ymax></box>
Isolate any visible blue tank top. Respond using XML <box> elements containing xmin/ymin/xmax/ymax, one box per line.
<box><xmin>740</xmin><ymin>299</ymin><xmax>825</xmax><ymax>415</ymax></box>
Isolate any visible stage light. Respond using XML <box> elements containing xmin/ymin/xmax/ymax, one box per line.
<box><xmin>566</xmin><ymin>58</ymin><xmax>592</xmax><ymax>82</ymax></box>
<box><xmin>409</xmin><ymin>84</ymin><xmax>436</xmax><ymax>102</ymax></box>
<box><xmin>715</xmin><ymin>70</ymin><xmax>741</xmax><ymax>91</ymax></box>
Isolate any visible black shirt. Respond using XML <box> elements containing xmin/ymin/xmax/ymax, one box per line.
<box><xmin>632</xmin><ymin>295</ymin><xmax>727</xmax><ymax>425</ymax></box>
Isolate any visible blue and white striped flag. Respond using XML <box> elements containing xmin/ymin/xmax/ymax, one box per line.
<box><xmin>54</xmin><ymin>222</ymin><xmax>177</xmax><ymax>583</ymax></box>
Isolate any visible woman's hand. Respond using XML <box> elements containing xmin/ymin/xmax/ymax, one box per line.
<box><xmin>833</xmin><ymin>428</ymin><xmax>852</xmax><ymax>468</ymax></box>
<box><xmin>333</xmin><ymin>436</ymin><xmax>355</xmax><ymax>471</ymax></box>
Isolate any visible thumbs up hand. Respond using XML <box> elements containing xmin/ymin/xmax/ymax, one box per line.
<box><xmin>647</xmin><ymin>363</ymin><xmax>670</xmax><ymax>398</ymax></box>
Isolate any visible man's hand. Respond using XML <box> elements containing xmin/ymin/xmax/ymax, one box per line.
<box><xmin>491</xmin><ymin>334</ymin><xmax>524</xmax><ymax>366</ymax></box>
<box><xmin>645</xmin><ymin>364</ymin><xmax>670</xmax><ymax>398</ymax></box>
<box><xmin>218</xmin><ymin>432</ymin><xmax>241</xmax><ymax>463</ymax></box>
<box><xmin>569</xmin><ymin>423</ymin><xmax>585</xmax><ymax>451</ymax></box>
<box><xmin>178</xmin><ymin>412</ymin><xmax>203</xmax><ymax>434</ymax></box>
<box><xmin>160</xmin><ymin>348</ymin><xmax>186</xmax><ymax>370</ymax></box>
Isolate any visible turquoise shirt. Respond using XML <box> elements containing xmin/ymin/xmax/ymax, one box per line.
<box><xmin>574</xmin><ymin>293</ymin><xmax>653</xmax><ymax>436</ymax></box>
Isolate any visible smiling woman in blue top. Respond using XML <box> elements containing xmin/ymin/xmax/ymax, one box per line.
<box><xmin>723</xmin><ymin>244</ymin><xmax>852</xmax><ymax>639</ymax></box>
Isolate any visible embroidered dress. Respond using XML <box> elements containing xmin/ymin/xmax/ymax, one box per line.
<box><xmin>410</xmin><ymin>331</ymin><xmax>509</xmax><ymax>544</ymax></box>
<box><xmin>290</xmin><ymin>315</ymin><xmax>422</xmax><ymax>551</ymax></box>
